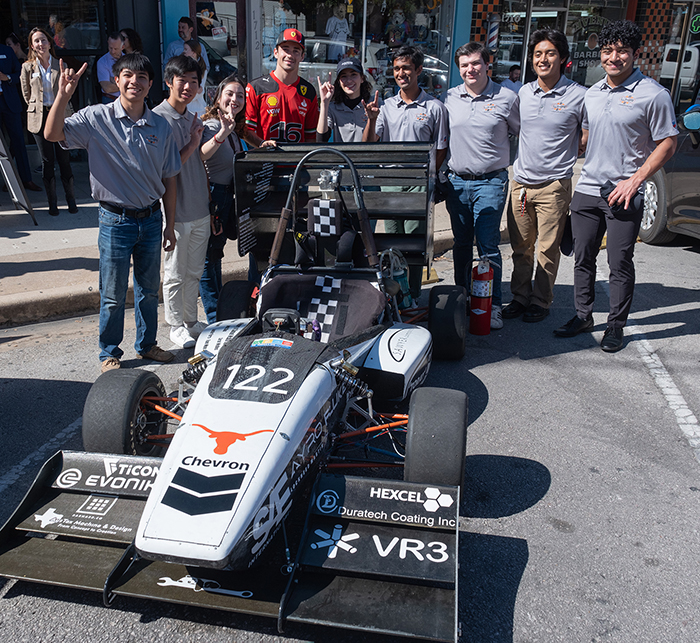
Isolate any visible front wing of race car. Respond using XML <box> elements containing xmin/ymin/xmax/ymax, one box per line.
<box><xmin>0</xmin><ymin>452</ymin><xmax>459</xmax><ymax>642</ymax></box>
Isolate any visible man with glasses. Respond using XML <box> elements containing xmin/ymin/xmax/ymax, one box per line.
<box><xmin>554</xmin><ymin>20</ymin><xmax>677</xmax><ymax>352</ymax></box>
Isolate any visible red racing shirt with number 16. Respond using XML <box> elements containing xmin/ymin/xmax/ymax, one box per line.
<box><xmin>245</xmin><ymin>71</ymin><xmax>319</xmax><ymax>142</ymax></box>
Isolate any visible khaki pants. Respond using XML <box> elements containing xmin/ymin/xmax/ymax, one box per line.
<box><xmin>507</xmin><ymin>178</ymin><xmax>572</xmax><ymax>309</ymax></box>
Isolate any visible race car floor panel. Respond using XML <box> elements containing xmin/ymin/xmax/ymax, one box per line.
<box><xmin>0</xmin><ymin>533</ymin><xmax>128</xmax><ymax>591</ymax></box>
<box><xmin>110</xmin><ymin>557</ymin><xmax>288</xmax><ymax>619</ymax></box>
<box><xmin>284</xmin><ymin>572</ymin><xmax>456</xmax><ymax>642</ymax></box>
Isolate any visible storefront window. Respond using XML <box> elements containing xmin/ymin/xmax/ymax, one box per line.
<box><xmin>196</xmin><ymin>1</ymin><xmax>240</xmax><ymax>102</ymax></box>
<box><xmin>15</xmin><ymin>0</ymin><xmax>102</xmax><ymax>50</ymax></box>
<box><xmin>257</xmin><ymin>0</ymin><xmax>454</xmax><ymax>98</ymax></box>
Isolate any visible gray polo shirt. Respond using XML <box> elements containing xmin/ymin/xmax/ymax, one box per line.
<box><xmin>513</xmin><ymin>75</ymin><xmax>587</xmax><ymax>185</ymax></box>
<box><xmin>375</xmin><ymin>89</ymin><xmax>448</xmax><ymax>147</ymax></box>
<box><xmin>576</xmin><ymin>68</ymin><xmax>678</xmax><ymax>197</ymax></box>
<box><xmin>62</xmin><ymin>100</ymin><xmax>181</xmax><ymax>209</ymax></box>
<box><xmin>445</xmin><ymin>79</ymin><xmax>519</xmax><ymax>176</ymax></box>
<box><xmin>201</xmin><ymin>119</ymin><xmax>243</xmax><ymax>185</ymax></box>
<box><xmin>153</xmin><ymin>100</ymin><xmax>210</xmax><ymax>223</ymax></box>
<box><xmin>327</xmin><ymin>101</ymin><xmax>368</xmax><ymax>142</ymax></box>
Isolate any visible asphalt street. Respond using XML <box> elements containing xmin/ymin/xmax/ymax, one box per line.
<box><xmin>0</xmin><ymin>236</ymin><xmax>699</xmax><ymax>642</ymax></box>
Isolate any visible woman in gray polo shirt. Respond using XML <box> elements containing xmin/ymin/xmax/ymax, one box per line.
<box><xmin>316</xmin><ymin>58</ymin><xmax>372</xmax><ymax>143</ymax></box>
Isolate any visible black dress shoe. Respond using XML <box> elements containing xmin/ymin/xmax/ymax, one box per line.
<box><xmin>23</xmin><ymin>181</ymin><xmax>42</xmax><ymax>192</ymax></box>
<box><xmin>502</xmin><ymin>300</ymin><xmax>527</xmax><ymax>319</ymax></box>
<box><xmin>601</xmin><ymin>326</ymin><xmax>624</xmax><ymax>352</ymax></box>
<box><xmin>523</xmin><ymin>304</ymin><xmax>550</xmax><ymax>323</ymax></box>
<box><xmin>48</xmin><ymin>204</ymin><xmax>60</xmax><ymax>216</ymax></box>
<box><xmin>553</xmin><ymin>314</ymin><xmax>594</xmax><ymax>337</ymax></box>
<box><xmin>67</xmin><ymin>199</ymin><xmax>79</xmax><ymax>213</ymax></box>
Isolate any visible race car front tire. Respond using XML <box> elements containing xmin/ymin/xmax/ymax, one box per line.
<box><xmin>82</xmin><ymin>369</ymin><xmax>167</xmax><ymax>457</ymax></box>
<box><xmin>404</xmin><ymin>387</ymin><xmax>467</xmax><ymax>489</ymax></box>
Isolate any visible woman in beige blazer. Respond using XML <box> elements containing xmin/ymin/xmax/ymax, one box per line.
<box><xmin>21</xmin><ymin>27</ymin><xmax>76</xmax><ymax>216</ymax></box>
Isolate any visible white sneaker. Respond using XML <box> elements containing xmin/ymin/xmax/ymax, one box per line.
<box><xmin>185</xmin><ymin>321</ymin><xmax>208</xmax><ymax>339</ymax></box>
<box><xmin>490</xmin><ymin>304</ymin><xmax>503</xmax><ymax>330</ymax></box>
<box><xmin>170</xmin><ymin>325</ymin><xmax>195</xmax><ymax>349</ymax></box>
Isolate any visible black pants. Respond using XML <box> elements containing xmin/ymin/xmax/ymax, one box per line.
<box><xmin>33</xmin><ymin>107</ymin><xmax>73</xmax><ymax>203</ymax></box>
<box><xmin>570</xmin><ymin>191</ymin><xmax>644</xmax><ymax>329</ymax></box>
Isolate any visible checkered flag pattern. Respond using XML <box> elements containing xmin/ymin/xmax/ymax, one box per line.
<box><xmin>309</xmin><ymin>199</ymin><xmax>341</xmax><ymax>237</ymax></box>
<box><xmin>304</xmin><ymin>276</ymin><xmax>342</xmax><ymax>343</ymax></box>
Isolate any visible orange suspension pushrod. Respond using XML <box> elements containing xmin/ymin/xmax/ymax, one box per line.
<box><xmin>337</xmin><ymin>419</ymin><xmax>408</xmax><ymax>440</ymax></box>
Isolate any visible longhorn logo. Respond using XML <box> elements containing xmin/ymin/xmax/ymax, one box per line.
<box><xmin>194</xmin><ymin>424</ymin><xmax>274</xmax><ymax>454</ymax></box>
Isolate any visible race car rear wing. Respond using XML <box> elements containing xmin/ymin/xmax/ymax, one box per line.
<box><xmin>233</xmin><ymin>143</ymin><xmax>436</xmax><ymax>274</ymax></box>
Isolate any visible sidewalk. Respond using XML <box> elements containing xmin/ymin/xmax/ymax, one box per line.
<box><xmin>0</xmin><ymin>157</ymin><xmax>467</xmax><ymax>327</ymax></box>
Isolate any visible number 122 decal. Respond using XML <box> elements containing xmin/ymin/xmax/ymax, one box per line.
<box><xmin>223</xmin><ymin>365</ymin><xmax>294</xmax><ymax>395</ymax></box>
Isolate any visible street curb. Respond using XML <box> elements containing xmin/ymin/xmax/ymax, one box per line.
<box><xmin>0</xmin><ymin>230</ymin><xmax>454</xmax><ymax>327</ymax></box>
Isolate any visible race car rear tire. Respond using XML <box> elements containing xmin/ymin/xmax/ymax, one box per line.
<box><xmin>404</xmin><ymin>387</ymin><xmax>467</xmax><ymax>489</ymax></box>
<box><xmin>82</xmin><ymin>369</ymin><xmax>167</xmax><ymax>457</ymax></box>
<box><xmin>216</xmin><ymin>280</ymin><xmax>256</xmax><ymax>321</ymax></box>
<box><xmin>428</xmin><ymin>285</ymin><xmax>467</xmax><ymax>360</ymax></box>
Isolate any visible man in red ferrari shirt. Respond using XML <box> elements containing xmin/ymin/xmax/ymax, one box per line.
<box><xmin>246</xmin><ymin>28</ymin><xmax>319</xmax><ymax>142</ymax></box>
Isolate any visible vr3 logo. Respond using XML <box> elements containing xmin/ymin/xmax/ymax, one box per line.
<box><xmin>373</xmin><ymin>535</ymin><xmax>449</xmax><ymax>563</ymax></box>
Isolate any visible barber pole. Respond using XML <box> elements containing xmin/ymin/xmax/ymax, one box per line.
<box><xmin>469</xmin><ymin>256</ymin><xmax>493</xmax><ymax>335</ymax></box>
<box><xmin>487</xmin><ymin>14</ymin><xmax>500</xmax><ymax>53</ymax></box>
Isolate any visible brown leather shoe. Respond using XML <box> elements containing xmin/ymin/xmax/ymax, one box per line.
<box><xmin>138</xmin><ymin>345</ymin><xmax>175</xmax><ymax>363</ymax></box>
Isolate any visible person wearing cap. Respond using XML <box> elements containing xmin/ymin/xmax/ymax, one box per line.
<box><xmin>554</xmin><ymin>20</ymin><xmax>677</xmax><ymax>352</ymax></box>
<box><xmin>363</xmin><ymin>45</ymin><xmax>448</xmax><ymax>303</ymax></box>
<box><xmin>316</xmin><ymin>58</ymin><xmax>373</xmax><ymax>143</ymax></box>
<box><xmin>443</xmin><ymin>41</ymin><xmax>520</xmax><ymax>330</ymax></box>
<box><xmin>245</xmin><ymin>28</ymin><xmax>319</xmax><ymax>143</ymax></box>
<box><xmin>45</xmin><ymin>53</ymin><xmax>181</xmax><ymax>372</ymax></box>
<box><xmin>502</xmin><ymin>29</ymin><xmax>587</xmax><ymax>324</ymax></box>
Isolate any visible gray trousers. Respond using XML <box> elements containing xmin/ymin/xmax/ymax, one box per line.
<box><xmin>570</xmin><ymin>191</ymin><xmax>644</xmax><ymax>329</ymax></box>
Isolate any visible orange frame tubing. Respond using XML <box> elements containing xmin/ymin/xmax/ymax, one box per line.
<box><xmin>337</xmin><ymin>418</ymin><xmax>408</xmax><ymax>440</ymax></box>
<box><xmin>141</xmin><ymin>399</ymin><xmax>182</xmax><ymax>422</ymax></box>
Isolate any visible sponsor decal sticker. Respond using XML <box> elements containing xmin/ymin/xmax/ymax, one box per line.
<box><xmin>316</xmin><ymin>489</ymin><xmax>340</xmax><ymax>513</ymax></box>
<box><xmin>76</xmin><ymin>495</ymin><xmax>118</xmax><ymax>516</ymax></box>
<box><xmin>369</xmin><ymin>485</ymin><xmax>454</xmax><ymax>513</ymax></box>
<box><xmin>35</xmin><ymin>508</ymin><xmax>63</xmax><ymax>528</ymax></box>
<box><xmin>311</xmin><ymin>524</ymin><xmax>359</xmax><ymax>558</ymax></box>
<box><xmin>195</xmin><ymin>423</ymin><xmax>274</xmax><ymax>454</ymax></box>
<box><xmin>267</xmin><ymin>95</ymin><xmax>279</xmax><ymax>107</ymax></box>
<box><xmin>300</xmin><ymin>84</ymin><xmax>307</xmax><ymax>96</ymax></box>
<box><xmin>251</xmin><ymin>337</ymin><xmax>293</xmax><ymax>349</ymax></box>
<box><xmin>56</xmin><ymin>468</ymin><xmax>82</xmax><ymax>488</ymax></box>
<box><xmin>162</xmin><ymin>468</ymin><xmax>245</xmax><ymax>516</ymax></box>
<box><xmin>157</xmin><ymin>575</ymin><xmax>252</xmax><ymax>597</ymax></box>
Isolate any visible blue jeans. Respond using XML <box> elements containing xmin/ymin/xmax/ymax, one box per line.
<box><xmin>445</xmin><ymin>171</ymin><xmax>508</xmax><ymax>306</ymax></box>
<box><xmin>98</xmin><ymin>206</ymin><xmax>162</xmax><ymax>360</ymax></box>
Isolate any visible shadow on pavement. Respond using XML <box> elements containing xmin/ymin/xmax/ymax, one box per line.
<box><xmin>0</xmin><ymin>256</ymin><xmax>99</xmax><ymax>279</ymax></box>
<box><xmin>462</xmin><ymin>455</ymin><xmax>551</xmax><ymax>519</ymax></box>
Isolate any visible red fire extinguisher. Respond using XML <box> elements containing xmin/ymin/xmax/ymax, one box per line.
<box><xmin>470</xmin><ymin>256</ymin><xmax>493</xmax><ymax>336</ymax></box>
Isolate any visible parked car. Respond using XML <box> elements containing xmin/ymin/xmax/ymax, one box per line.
<box><xmin>659</xmin><ymin>43</ymin><xmax>700</xmax><ymax>99</ymax></box>
<box><xmin>639</xmin><ymin>105</ymin><xmax>700</xmax><ymax>244</ymax></box>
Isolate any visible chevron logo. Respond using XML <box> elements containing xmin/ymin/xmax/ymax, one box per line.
<box><xmin>162</xmin><ymin>468</ymin><xmax>245</xmax><ymax>516</ymax></box>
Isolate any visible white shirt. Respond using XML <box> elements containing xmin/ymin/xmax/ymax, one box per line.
<box><xmin>39</xmin><ymin>55</ymin><xmax>54</xmax><ymax>106</ymax></box>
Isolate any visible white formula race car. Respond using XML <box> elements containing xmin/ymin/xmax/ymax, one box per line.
<box><xmin>0</xmin><ymin>145</ymin><xmax>468</xmax><ymax>641</ymax></box>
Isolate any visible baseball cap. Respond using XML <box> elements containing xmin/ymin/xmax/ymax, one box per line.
<box><xmin>276</xmin><ymin>28</ymin><xmax>305</xmax><ymax>48</ymax></box>
<box><xmin>336</xmin><ymin>57</ymin><xmax>363</xmax><ymax>75</ymax></box>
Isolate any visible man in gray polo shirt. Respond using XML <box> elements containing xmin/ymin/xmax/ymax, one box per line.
<box><xmin>503</xmin><ymin>29</ymin><xmax>587</xmax><ymax>324</ymax></box>
<box><xmin>45</xmin><ymin>53</ymin><xmax>181</xmax><ymax>372</ymax></box>
<box><xmin>443</xmin><ymin>41</ymin><xmax>519</xmax><ymax>329</ymax></box>
<box><xmin>363</xmin><ymin>44</ymin><xmax>448</xmax><ymax>302</ymax></box>
<box><xmin>554</xmin><ymin>20</ymin><xmax>677</xmax><ymax>352</ymax></box>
